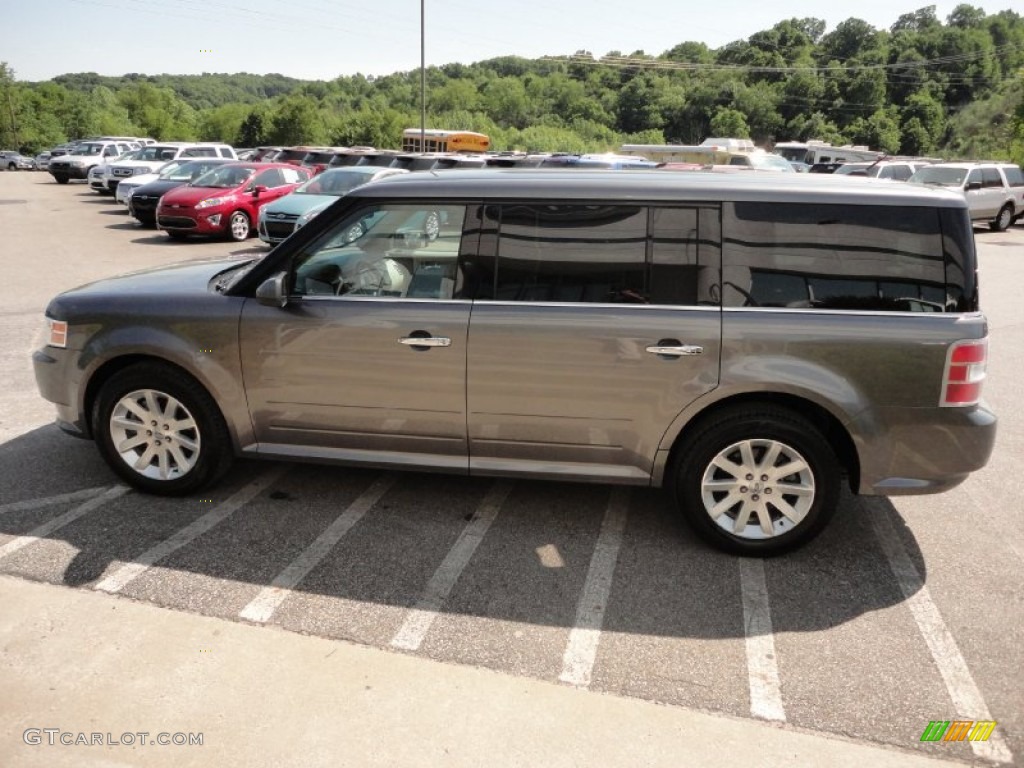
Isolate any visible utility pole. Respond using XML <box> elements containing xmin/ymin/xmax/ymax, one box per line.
<box><xmin>420</xmin><ymin>0</ymin><xmax>426</xmax><ymax>151</ymax></box>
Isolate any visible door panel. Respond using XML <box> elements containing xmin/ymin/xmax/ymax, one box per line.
<box><xmin>239</xmin><ymin>297</ymin><xmax>471</xmax><ymax>469</ymax></box>
<box><xmin>466</xmin><ymin>304</ymin><xmax>720</xmax><ymax>481</ymax></box>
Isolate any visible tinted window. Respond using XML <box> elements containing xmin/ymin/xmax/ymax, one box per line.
<box><xmin>722</xmin><ymin>202</ymin><xmax>948</xmax><ymax>312</ymax></box>
<box><xmin>982</xmin><ymin>167</ymin><xmax>1003</xmax><ymax>188</ymax></box>
<box><xmin>966</xmin><ymin>169</ymin><xmax>983</xmax><ymax>186</ymax></box>
<box><xmin>490</xmin><ymin>204</ymin><xmax>647</xmax><ymax>303</ymax></box>
<box><xmin>890</xmin><ymin>165</ymin><xmax>913</xmax><ymax>181</ymax></box>
<box><xmin>292</xmin><ymin>204</ymin><xmax>468</xmax><ymax>300</ymax></box>
<box><xmin>650</xmin><ymin>207</ymin><xmax>720</xmax><ymax>306</ymax></box>
<box><xmin>1002</xmin><ymin>166</ymin><xmax>1024</xmax><ymax>187</ymax></box>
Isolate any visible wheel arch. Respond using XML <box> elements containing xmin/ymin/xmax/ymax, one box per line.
<box><xmin>659</xmin><ymin>391</ymin><xmax>860</xmax><ymax>494</ymax></box>
<box><xmin>83</xmin><ymin>354</ymin><xmax>242</xmax><ymax>452</ymax></box>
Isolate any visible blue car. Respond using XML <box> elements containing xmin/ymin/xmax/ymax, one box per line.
<box><xmin>257</xmin><ymin>166</ymin><xmax>408</xmax><ymax>245</ymax></box>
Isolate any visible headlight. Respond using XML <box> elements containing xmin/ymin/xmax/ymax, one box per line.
<box><xmin>195</xmin><ymin>197</ymin><xmax>225</xmax><ymax>210</ymax></box>
<box><xmin>134</xmin><ymin>167</ymin><xmax>150</xmax><ymax>175</ymax></box>
<box><xmin>46</xmin><ymin>318</ymin><xmax>68</xmax><ymax>349</ymax></box>
<box><xmin>296</xmin><ymin>206</ymin><xmax>327</xmax><ymax>229</ymax></box>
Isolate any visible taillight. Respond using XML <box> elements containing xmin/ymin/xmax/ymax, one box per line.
<box><xmin>940</xmin><ymin>339</ymin><xmax>987</xmax><ymax>407</ymax></box>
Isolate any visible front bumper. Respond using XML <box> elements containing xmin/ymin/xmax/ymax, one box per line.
<box><xmin>33</xmin><ymin>346</ymin><xmax>90</xmax><ymax>439</ymax></box>
<box><xmin>157</xmin><ymin>207</ymin><xmax>228</xmax><ymax>236</ymax></box>
<box><xmin>50</xmin><ymin>163</ymin><xmax>92</xmax><ymax>180</ymax></box>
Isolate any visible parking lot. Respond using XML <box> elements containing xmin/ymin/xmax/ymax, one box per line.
<box><xmin>1</xmin><ymin>171</ymin><xmax>1022</xmax><ymax>765</ymax></box>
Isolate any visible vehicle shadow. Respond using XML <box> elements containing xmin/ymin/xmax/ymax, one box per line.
<box><xmin>0</xmin><ymin>424</ymin><xmax>927</xmax><ymax>640</ymax></box>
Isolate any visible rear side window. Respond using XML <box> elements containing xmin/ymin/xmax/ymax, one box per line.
<box><xmin>721</xmin><ymin>202</ymin><xmax>955</xmax><ymax>312</ymax></box>
<box><xmin>982</xmin><ymin>168</ymin><xmax>1003</xmax><ymax>188</ymax></box>
<box><xmin>472</xmin><ymin>204</ymin><xmax>721</xmax><ymax>306</ymax></box>
<box><xmin>489</xmin><ymin>204</ymin><xmax>648</xmax><ymax>303</ymax></box>
<box><xmin>1001</xmin><ymin>166</ymin><xmax>1023</xmax><ymax>187</ymax></box>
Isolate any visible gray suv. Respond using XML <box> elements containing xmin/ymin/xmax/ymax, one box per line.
<box><xmin>33</xmin><ymin>171</ymin><xmax>996</xmax><ymax>555</ymax></box>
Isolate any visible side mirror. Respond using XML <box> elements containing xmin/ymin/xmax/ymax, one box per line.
<box><xmin>256</xmin><ymin>273</ymin><xmax>289</xmax><ymax>308</ymax></box>
<box><xmin>253</xmin><ymin>185</ymin><xmax>268</xmax><ymax>196</ymax></box>
<box><xmin>966</xmin><ymin>181</ymin><xmax>982</xmax><ymax>191</ymax></box>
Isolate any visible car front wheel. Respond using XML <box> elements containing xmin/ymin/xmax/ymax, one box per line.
<box><xmin>54</xmin><ymin>174</ymin><xmax>69</xmax><ymax>184</ymax></box>
<box><xmin>990</xmin><ymin>204</ymin><xmax>1013</xmax><ymax>232</ymax></box>
<box><xmin>228</xmin><ymin>211</ymin><xmax>251</xmax><ymax>241</ymax></box>
<box><xmin>671</xmin><ymin>405</ymin><xmax>840</xmax><ymax>556</ymax></box>
<box><xmin>93</xmin><ymin>362</ymin><xmax>233</xmax><ymax>495</ymax></box>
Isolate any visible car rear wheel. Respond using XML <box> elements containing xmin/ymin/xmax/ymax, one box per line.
<box><xmin>228</xmin><ymin>211</ymin><xmax>251</xmax><ymax>241</ymax></box>
<box><xmin>93</xmin><ymin>362</ymin><xmax>233</xmax><ymax>495</ymax></box>
<box><xmin>671</xmin><ymin>405</ymin><xmax>840</xmax><ymax>556</ymax></box>
<box><xmin>990</xmin><ymin>204</ymin><xmax>1013</xmax><ymax>232</ymax></box>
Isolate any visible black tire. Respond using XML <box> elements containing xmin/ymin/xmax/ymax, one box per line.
<box><xmin>671</xmin><ymin>405</ymin><xmax>841</xmax><ymax>556</ymax></box>
<box><xmin>990</xmin><ymin>204</ymin><xmax>1013</xmax><ymax>232</ymax></box>
<box><xmin>92</xmin><ymin>362</ymin><xmax>233</xmax><ymax>495</ymax></box>
<box><xmin>6</xmin><ymin>162</ymin><xmax>14</xmax><ymax>171</ymax></box>
<box><xmin>54</xmin><ymin>174</ymin><xmax>69</xmax><ymax>184</ymax></box>
<box><xmin>227</xmin><ymin>210</ymin><xmax>251</xmax><ymax>241</ymax></box>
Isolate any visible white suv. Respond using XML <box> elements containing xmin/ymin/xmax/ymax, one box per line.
<box><xmin>106</xmin><ymin>143</ymin><xmax>237</xmax><ymax>194</ymax></box>
<box><xmin>910</xmin><ymin>162</ymin><xmax>1024</xmax><ymax>231</ymax></box>
<box><xmin>834</xmin><ymin>160</ymin><xmax>929</xmax><ymax>181</ymax></box>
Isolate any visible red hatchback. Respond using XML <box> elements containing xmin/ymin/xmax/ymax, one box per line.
<box><xmin>156</xmin><ymin>162</ymin><xmax>310</xmax><ymax>241</ymax></box>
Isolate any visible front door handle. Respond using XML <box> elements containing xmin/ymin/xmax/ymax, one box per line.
<box><xmin>645</xmin><ymin>343</ymin><xmax>703</xmax><ymax>357</ymax></box>
<box><xmin>399</xmin><ymin>335</ymin><xmax>451</xmax><ymax>348</ymax></box>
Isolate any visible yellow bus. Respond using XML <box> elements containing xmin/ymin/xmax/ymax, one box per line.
<box><xmin>401</xmin><ymin>129</ymin><xmax>491</xmax><ymax>153</ymax></box>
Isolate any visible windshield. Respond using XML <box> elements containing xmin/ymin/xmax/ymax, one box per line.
<box><xmin>910</xmin><ymin>167</ymin><xmax>966</xmax><ymax>186</ymax></box>
<box><xmin>191</xmin><ymin>166</ymin><xmax>255</xmax><ymax>189</ymax></box>
<box><xmin>161</xmin><ymin>160</ymin><xmax>225</xmax><ymax>182</ymax></box>
<box><xmin>775</xmin><ymin>147</ymin><xmax>808</xmax><ymax>163</ymax></box>
<box><xmin>294</xmin><ymin>170</ymin><xmax>375</xmax><ymax>196</ymax></box>
<box><xmin>136</xmin><ymin>146</ymin><xmax>179</xmax><ymax>162</ymax></box>
<box><xmin>71</xmin><ymin>143</ymin><xmax>104</xmax><ymax>156</ymax></box>
<box><xmin>748</xmin><ymin>154</ymin><xmax>795</xmax><ymax>172</ymax></box>
<box><xmin>155</xmin><ymin>160</ymin><xmax>190</xmax><ymax>179</ymax></box>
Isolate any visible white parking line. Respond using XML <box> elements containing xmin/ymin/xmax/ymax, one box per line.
<box><xmin>240</xmin><ymin>476</ymin><xmax>395</xmax><ymax>623</ymax></box>
<box><xmin>739</xmin><ymin>558</ymin><xmax>786</xmax><ymax>722</ymax></box>
<box><xmin>0</xmin><ymin>486</ymin><xmax>129</xmax><ymax>561</ymax></box>
<box><xmin>0</xmin><ymin>486</ymin><xmax>110</xmax><ymax>516</ymax></box>
<box><xmin>869</xmin><ymin>501</ymin><xmax>1014</xmax><ymax>764</ymax></box>
<box><xmin>390</xmin><ymin>480</ymin><xmax>513</xmax><ymax>651</ymax></box>
<box><xmin>94</xmin><ymin>468</ymin><xmax>286</xmax><ymax>595</ymax></box>
<box><xmin>558</xmin><ymin>487</ymin><xmax>630</xmax><ymax>688</ymax></box>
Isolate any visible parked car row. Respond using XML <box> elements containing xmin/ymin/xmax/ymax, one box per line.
<box><xmin>42</xmin><ymin>136</ymin><xmax>1024</xmax><ymax>247</ymax></box>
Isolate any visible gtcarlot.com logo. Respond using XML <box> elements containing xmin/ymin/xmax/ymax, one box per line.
<box><xmin>23</xmin><ymin>729</ymin><xmax>203</xmax><ymax>747</ymax></box>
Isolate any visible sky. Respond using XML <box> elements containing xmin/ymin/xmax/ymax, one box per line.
<box><xmin>3</xmin><ymin>0</ymin><xmax>991</xmax><ymax>82</ymax></box>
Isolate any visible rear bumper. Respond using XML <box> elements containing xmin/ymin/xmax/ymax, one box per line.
<box><xmin>853</xmin><ymin>404</ymin><xmax>997</xmax><ymax>496</ymax></box>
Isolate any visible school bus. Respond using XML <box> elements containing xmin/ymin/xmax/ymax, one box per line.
<box><xmin>401</xmin><ymin>129</ymin><xmax>491</xmax><ymax>153</ymax></box>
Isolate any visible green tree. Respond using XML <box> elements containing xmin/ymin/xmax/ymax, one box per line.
<box><xmin>709</xmin><ymin>107</ymin><xmax>750</xmax><ymax>137</ymax></box>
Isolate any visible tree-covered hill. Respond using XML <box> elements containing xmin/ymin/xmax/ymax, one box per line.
<box><xmin>2</xmin><ymin>4</ymin><xmax>1022</xmax><ymax>164</ymax></box>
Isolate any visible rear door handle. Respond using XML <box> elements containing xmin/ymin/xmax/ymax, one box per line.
<box><xmin>645</xmin><ymin>344</ymin><xmax>703</xmax><ymax>357</ymax></box>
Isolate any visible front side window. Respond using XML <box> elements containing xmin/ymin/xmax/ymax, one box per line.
<box><xmin>292</xmin><ymin>204</ymin><xmax>468</xmax><ymax>300</ymax></box>
<box><xmin>722</xmin><ymin>202</ymin><xmax>949</xmax><ymax>312</ymax></box>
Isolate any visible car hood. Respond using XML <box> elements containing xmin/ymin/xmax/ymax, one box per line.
<box><xmin>133</xmin><ymin>179</ymin><xmax>188</xmax><ymax>196</ymax></box>
<box><xmin>48</xmin><ymin>258</ymin><xmax>252</xmax><ymax>312</ymax></box>
<box><xmin>261</xmin><ymin>193</ymin><xmax>337</xmax><ymax>217</ymax></box>
<box><xmin>160</xmin><ymin>185</ymin><xmax>239</xmax><ymax>206</ymax></box>
<box><xmin>122</xmin><ymin>173</ymin><xmax>162</xmax><ymax>187</ymax></box>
